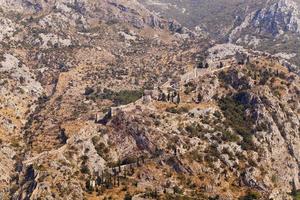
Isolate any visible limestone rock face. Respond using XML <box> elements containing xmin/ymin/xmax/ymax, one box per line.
<box><xmin>230</xmin><ymin>0</ymin><xmax>300</xmax><ymax>38</ymax></box>
<box><xmin>253</xmin><ymin>0</ymin><xmax>300</xmax><ymax>35</ymax></box>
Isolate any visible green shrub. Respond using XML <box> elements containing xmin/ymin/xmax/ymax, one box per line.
<box><xmin>89</xmin><ymin>88</ymin><xmax>143</xmax><ymax>105</ymax></box>
<box><xmin>99</xmin><ymin>89</ymin><xmax>143</xmax><ymax>105</ymax></box>
<box><xmin>92</xmin><ymin>136</ymin><xmax>100</xmax><ymax>145</ymax></box>
<box><xmin>256</xmin><ymin>121</ymin><xmax>268</xmax><ymax>132</ymax></box>
<box><xmin>185</xmin><ymin>123</ymin><xmax>204</xmax><ymax>138</ymax></box>
<box><xmin>291</xmin><ymin>190</ymin><xmax>300</xmax><ymax>200</ymax></box>
<box><xmin>95</xmin><ymin>142</ymin><xmax>109</xmax><ymax>158</ymax></box>
<box><xmin>11</xmin><ymin>140</ymin><xmax>20</xmax><ymax>148</ymax></box>
<box><xmin>112</xmin><ymin>90</ymin><xmax>143</xmax><ymax>105</ymax></box>
<box><xmin>124</xmin><ymin>192</ymin><xmax>132</xmax><ymax>200</ymax></box>
<box><xmin>222</xmin><ymin>130</ymin><xmax>239</xmax><ymax>142</ymax></box>
<box><xmin>188</xmin><ymin>149</ymin><xmax>203</xmax><ymax>162</ymax></box>
<box><xmin>184</xmin><ymin>82</ymin><xmax>196</xmax><ymax>94</ymax></box>
<box><xmin>84</xmin><ymin>87</ymin><xmax>94</xmax><ymax>95</ymax></box>
<box><xmin>81</xmin><ymin>155</ymin><xmax>89</xmax><ymax>163</ymax></box>
<box><xmin>259</xmin><ymin>70</ymin><xmax>272</xmax><ymax>85</ymax></box>
<box><xmin>143</xmin><ymin>189</ymin><xmax>159</xmax><ymax>198</ymax></box>
<box><xmin>173</xmin><ymin>185</ymin><xmax>183</xmax><ymax>194</ymax></box>
<box><xmin>218</xmin><ymin>95</ymin><xmax>255</xmax><ymax>150</ymax></box>
<box><xmin>166</xmin><ymin>106</ymin><xmax>189</xmax><ymax>114</ymax></box>
<box><xmin>85</xmin><ymin>180</ymin><xmax>93</xmax><ymax>192</ymax></box>
<box><xmin>239</xmin><ymin>191</ymin><xmax>260</xmax><ymax>200</ymax></box>
<box><xmin>213</xmin><ymin>111</ymin><xmax>222</xmax><ymax>119</ymax></box>
<box><xmin>80</xmin><ymin>165</ymin><xmax>90</xmax><ymax>174</ymax></box>
<box><xmin>121</xmin><ymin>156</ymin><xmax>136</xmax><ymax>165</ymax></box>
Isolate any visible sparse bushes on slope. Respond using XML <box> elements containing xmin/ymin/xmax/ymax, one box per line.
<box><xmin>184</xmin><ymin>82</ymin><xmax>196</xmax><ymax>94</ymax></box>
<box><xmin>221</xmin><ymin>130</ymin><xmax>240</xmax><ymax>143</ymax></box>
<box><xmin>239</xmin><ymin>191</ymin><xmax>260</xmax><ymax>200</ymax></box>
<box><xmin>92</xmin><ymin>136</ymin><xmax>110</xmax><ymax>159</ymax></box>
<box><xmin>218</xmin><ymin>95</ymin><xmax>255</xmax><ymax>150</ymax></box>
<box><xmin>185</xmin><ymin>123</ymin><xmax>204</xmax><ymax>138</ymax></box>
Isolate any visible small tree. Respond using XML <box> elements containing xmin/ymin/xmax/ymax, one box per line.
<box><xmin>81</xmin><ymin>165</ymin><xmax>90</xmax><ymax>174</ymax></box>
<box><xmin>58</xmin><ymin>128</ymin><xmax>68</xmax><ymax>144</ymax></box>
<box><xmin>117</xmin><ymin>175</ymin><xmax>120</xmax><ymax>186</ymax></box>
<box><xmin>161</xmin><ymin>92</ymin><xmax>166</xmax><ymax>101</ymax></box>
<box><xmin>219</xmin><ymin>62</ymin><xmax>224</xmax><ymax>68</ymax></box>
<box><xmin>176</xmin><ymin>93</ymin><xmax>181</xmax><ymax>104</ymax></box>
<box><xmin>84</xmin><ymin>86</ymin><xmax>94</xmax><ymax>95</ymax></box>
<box><xmin>246</xmin><ymin>56</ymin><xmax>250</xmax><ymax>64</ymax></box>
<box><xmin>197</xmin><ymin>93</ymin><xmax>203</xmax><ymax>103</ymax></box>
<box><xmin>85</xmin><ymin>180</ymin><xmax>93</xmax><ymax>192</ymax></box>
<box><xmin>118</xmin><ymin>160</ymin><xmax>121</xmax><ymax>173</ymax></box>
<box><xmin>197</xmin><ymin>62</ymin><xmax>204</xmax><ymax>68</ymax></box>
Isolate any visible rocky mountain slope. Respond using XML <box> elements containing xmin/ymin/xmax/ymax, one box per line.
<box><xmin>0</xmin><ymin>0</ymin><xmax>204</xmax><ymax>199</ymax></box>
<box><xmin>229</xmin><ymin>0</ymin><xmax>300</xmax><ymax>66</ymax></box>
<box><xmin>140</xmin><ymin>0</ymin><xmax>300</xmax><ymax>67</ymax></box>
<box><xmin>0</xmin><ymin>0</ymin><xmax>299</xmax><ymax>200</ymax></box>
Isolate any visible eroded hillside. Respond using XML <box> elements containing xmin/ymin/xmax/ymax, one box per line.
<box><xmin>0</xmin><ymin>0</ymin><xmax>299</xmax><ymax>200</ymax></box>
<box><xmin>140</xmin><ymin>0</ymin><xmax>300</xmax><ymax>67</ymax></box>
<box><xmin>0</xmin><ymin>0</ymin><xmax>205</xmax><ymax>199</ymax></box>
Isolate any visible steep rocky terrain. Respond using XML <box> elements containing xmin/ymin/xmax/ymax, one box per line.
<box><xmin>140</xmin><ymin>0</ymin><xmax>300</xmax><ymax>67</ymax></box>
<box><xmin>229</xmin><ymin>0</ymin><xmax>300</xmax><ymax>66</ymax></box>
<box><xmin>0</xmin><ymin>0</ymin><xmax>299</xmax><ymax>200</ymax></box>
<box><xmin>0</xmin><ymin>0</ymin><xmax>204</xmax><ymax>199</ymax></box>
